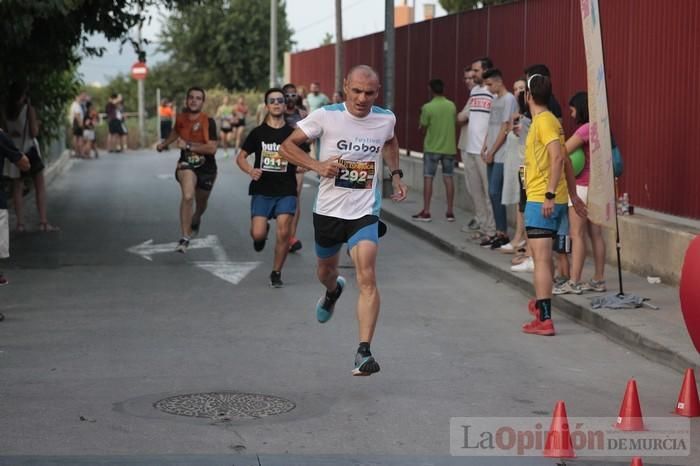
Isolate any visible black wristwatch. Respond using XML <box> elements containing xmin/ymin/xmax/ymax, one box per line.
<box><xmin>545</xmin><ymin>191</ymin><xmax>556</xmax><ymax>200</ymax></box>
<box><xmin>391</xmin><ymin>169</ymin><xmax>404</xmax><ymax>178</ymax></box>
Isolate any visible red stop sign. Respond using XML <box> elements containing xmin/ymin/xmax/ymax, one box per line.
<box><xmin>131</xmin><ymin>61</ymin><xmax>148</xmax><ymax>80</ymax></box>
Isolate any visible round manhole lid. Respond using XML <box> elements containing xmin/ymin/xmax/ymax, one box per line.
<box><xmin>154</xmin><ymin>391</ymin><xmax>295</xmax><ymax>420</ymax></box>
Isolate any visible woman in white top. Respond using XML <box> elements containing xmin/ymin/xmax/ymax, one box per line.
<box><xmin>1</xmin><ymin>82</ymin><xmax>59</xmax><ymax>232</ymax></box>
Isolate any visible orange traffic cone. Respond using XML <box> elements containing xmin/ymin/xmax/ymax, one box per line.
<box><xmin>630</xmin><ymin>457</ymin><xmax>644</xmax><ymax>466</ymax></box>
<box><xmin>614</xmin><ymin>379</ymin><xmax>645</xmax><ymax>431</ymax></box>
<box><xmin>543</xmin><ymin>400</ymin><xmax>576</xmax><ymax>458</ymax></box>
<box><xmin>675</xmin><ymin>368</ymin><xmax>700</xmax><ymax>417</ymax></box>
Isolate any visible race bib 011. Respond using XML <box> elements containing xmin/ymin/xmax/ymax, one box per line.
<box><xmin>261</xmin><ymin>150</ymin><xmax>288</xmax><ymax>172</ymax></box>
<box><xmin>335</xmin><ymin>159</ymin><xmax>375</xmax><ymax>189</ymax></box>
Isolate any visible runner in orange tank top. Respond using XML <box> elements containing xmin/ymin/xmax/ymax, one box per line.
<box><xmin>157</xmin><ymin>87</ymin><xmax>219</xmax><ymax>253</ymax></box>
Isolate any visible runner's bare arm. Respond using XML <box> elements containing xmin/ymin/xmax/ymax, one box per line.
<box><xmin>183</xmin><ymin>139</ymin><xmax>217</xmax><ymax>156</ymax></box>
<box><xmin>235</xmin><ymin>149</ymin><xmax>262</xmax><ymax>180</ymax></box>
<box><xmin>382</xmin><ymin>135</ymin><xmax>408</xmax><ymax>201</ymax></box>
<box><xmin>157</xmin><ymin>130</ymin><xmax>179</xmax><ymax>152</ymax></box>
<box><xmin>280</xmin><ymin>128</ymin><xmax>343</xmax><ymax>177</ymax></box>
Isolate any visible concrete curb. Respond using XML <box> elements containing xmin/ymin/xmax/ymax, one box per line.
<box><xmin>380</xmin><ymin>207</ymin><xmax>697</xmax><ymax>375</ymax></box>
<box><xmin>43</xmin><ymin>150</ymin><xmax>73</xmax><ymax>187</ymax></box>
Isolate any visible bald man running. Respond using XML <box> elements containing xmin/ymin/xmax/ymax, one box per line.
<box><xmin>280</xmin><ymin>65</ymin><xmax>408</xmax><ymax>376</ymax></box>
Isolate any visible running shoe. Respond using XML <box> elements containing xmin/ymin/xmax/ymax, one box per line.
<box><xmin>411</xmin><ymin>211</ymin><xmax>432</xmax><ymax>222</ymax></box>
<box><xmin>316</xmin><ymin>276</ymin><xmax>345</xmax><ymax>323</ymax></box>
<box><xmin>0</xmin><ymin>274</ymin><xmax>8</xmax><ymax>286</ymax></box>
<box><xmin>480</xmin><ymin>236</ymin><xmax>496</xmax><ymax>248</ymax></box>
<box><xmin>446</xmin><ymin>212</ymin><xmax>456</xmax><ymax>222</ymax></box>
<box><xmin>553</xmin><ymin>280</ymin><xmax>583</xmax><ymax>295</ymax></box>
<box><xmin>522</xmin><ymin>318</ymin><xmax>555</xmax><ymax>336</ymax></box>
<box><xmin>190</xmin><ymin>222</ymin><xmax>200</xmax><ymax>237</ymax></box>
<box><xmin>289</xmin><ymin>239</ymin><xmax>302</xmax><ymax>253</ymax></box>
<box><xmin>490</xmin><ymin>236</ymin><xmax>510</xmax><ymax>250</ymax></box>
<box><xmin>510</xmin><ymin>257</ymin><xmax>534</xmax><ymax>272</ymax></box>
<box><xmin>553</xmin><ymin>276</ymin><xmax>569</xmax><ymax>287</ymax></box>
<box><xmin>0</xmin><ymin>312</ymin><xmax>4</xmax><ymax>322</ymax></box>
<box><xmin>353</xmin><ymin>352</ymin><xmax>381</xmax><ymax>376</ymax></box>
<box><xmin>269</xmin><ymin>271</ymin><xmax>283</xmax><ymax>288</ymax></box>
<box><xmin>580</xmin><ymin>279</ymin><xmax>607</xmax><ymax>292</ymax></box>
<box><xmin>175</xmin><ymin>238</ymin><xmax>190</xmax><ymax>253</ymax></box>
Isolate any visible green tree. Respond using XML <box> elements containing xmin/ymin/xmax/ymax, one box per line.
<box><xmin>439</xmin><ymin>0</ymin><xmax>517</xmax><ymax>14</ymax></box>
<box><xmin>321</xmin><ymin>32</ymin><xmax>334</xmax><ymax>46</ymax></box>
<box><xmin>0</xmin><ymin>0</ymin><xmax>188</xmax><ymax>140</ymax></box>
<box><xmin>159</xmin><ymin>0</ymin><xmax>294</xmax><ymax>91</ymax></box>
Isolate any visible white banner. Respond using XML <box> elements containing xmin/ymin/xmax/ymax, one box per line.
<box><xmin>580</xmin><ymin>0</ymin><xmax>616</xmax><ymax>228</ymax></box>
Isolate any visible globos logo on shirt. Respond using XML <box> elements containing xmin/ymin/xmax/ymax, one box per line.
<box><xmin>337</xmin><ymin>138</ymin><xmax>382</xmax><ymax>153</ymax></box>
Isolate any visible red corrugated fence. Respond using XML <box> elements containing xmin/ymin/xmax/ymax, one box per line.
<box><xmin>290</xmin><ymin>0</ymin><xmax>700</xmax><ymax>219</ymax></box>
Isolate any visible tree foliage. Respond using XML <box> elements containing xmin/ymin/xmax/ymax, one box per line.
<box><xmin>438</xmin><ymin>0</ymin><xmax>518</xmax><ymax>14</ymax></box>
<box><xmin>158</xmin><ymin>0</ymin><xmax>294</xmax><ymax>92</ymax></box>
<box><xmin>321</xmin><ymin>32</ymin><xmax>334</xmax><ymax>46</ymax></box>
<box><xmin>0</xmin><ymin>0</ymin><xmax>188</xmax><ymax>141</ymax></box>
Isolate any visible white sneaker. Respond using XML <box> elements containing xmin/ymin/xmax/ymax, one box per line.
<box><xmin>511</xmin><ymin>256</ymin><xmax>534</xmax><ymax>273</ymax></box>
<box><xmin>553</xmin><ymin>280</ymin><xmax>583</xmax><ymax>295</ymax></box>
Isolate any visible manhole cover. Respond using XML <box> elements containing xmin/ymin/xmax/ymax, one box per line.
<box><xmin>154</xmin><ymin>391</ymin><xmax>295</xmax><ymax>420</ymax></box>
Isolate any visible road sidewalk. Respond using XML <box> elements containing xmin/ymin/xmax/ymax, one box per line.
<box><xmin>378</xmin><ymin>187</ymin><xmax>699</xmax><ymax>374</ymax></box>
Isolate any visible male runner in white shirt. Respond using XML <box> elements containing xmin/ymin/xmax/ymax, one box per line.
<box><xmin>280</xmin><ymin>65</ymin><xmax>407</xmax><ymax>376</ymax></box>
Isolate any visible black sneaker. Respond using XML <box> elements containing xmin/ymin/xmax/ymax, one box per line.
<box><xmin>289</xmin><ymin>239</ymin><xmax>302</xmax><ymax>253</ymax></box>
<box><xmin>479</xmin><ymin>236</ymin><xmax>496</xmax><ymax>248</ymax></box>
<box><xmin>353</xmin><ymin>352</ymin><xmax>381</xmax><ymax>376</ymax></box>
<box><xmin>175</xmin><ymin>238</ymin><xmax>190</xmax><ymax>253</ymax></box>
<box><xmin>0</xmin><ymin>312</ymin><xmax>4</xmax><ymax>322</ymax></box>
<box><xmin>269</xmin><ymin>271</ymin><xmax>283</xmax><ymax>288</ymax></box>
<box><xmin>490</xmin><ymin>236</ymin><xmax>510</xmax><ymax>250</ymax></box>
<box><xmin>191</xmin><ymin>222</ymin><xmax>200</xmax><ymax>237</ymax></box>
<box><xmin>253</xmin><ymin>239</ymin><xmax>266</xmax><ymax>252</ymax></box>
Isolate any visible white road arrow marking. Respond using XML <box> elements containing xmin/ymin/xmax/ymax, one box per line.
<box><xmin>193</xmin><ymin>261</ymin><xmax>261</xmax><ymax>285</ymax></box>
<box><xmin>127</xmin><ymin>235</ymin><xmax>225</xmax><ymax>262</ymax></box>
<box><xmin>127</xmin><ymin>235</ymin><xmax>259</xmax><ymax>285</ymax></box>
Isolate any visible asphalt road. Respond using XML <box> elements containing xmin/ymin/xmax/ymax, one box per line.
<box><xmin>0</xmin><ymin>150</ymin><xmax>696</xmax><ymax>466</ymax></box>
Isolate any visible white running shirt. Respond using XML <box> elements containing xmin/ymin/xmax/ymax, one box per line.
<box><xmin>297</xmin><ymin>103</ymin><xmax>396</xmax><ymax>220</ymax></box>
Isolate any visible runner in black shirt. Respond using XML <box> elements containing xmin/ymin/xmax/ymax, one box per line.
<box><xmin>236</xmin><ymin>88</ymin><xmax>299</xmax><ymax>287</ymax></box>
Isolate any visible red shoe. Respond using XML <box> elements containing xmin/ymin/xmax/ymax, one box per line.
<box><xmin>522</xmin><ymin>318</ymin><xmax>555</xmax><ymax>336</ymax></box>
<box><xmin>0</xmin><ymin>274</ymin><xmax>8</xmax><ymax>286</ymax></box>
<box><xmin>528</xmin><ymin>298</ymin><xmax>539</xmax><ymax>318</ymax></box>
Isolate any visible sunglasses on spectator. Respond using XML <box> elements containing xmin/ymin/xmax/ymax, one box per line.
<box><xmin>285</xmin><ymin>93</ymin><xmax>297</xmax><ymax>99</ymax></box>
<box><xmin>267</xmin><ymin>97</ymin><xmax>285</xmax><ymax>104</ymax></box>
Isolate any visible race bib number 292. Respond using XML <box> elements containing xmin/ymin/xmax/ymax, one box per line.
<box><xmin>335</xmin><ymin>160</ymin><xmax>375</xmax><ymax>189</ymax></box>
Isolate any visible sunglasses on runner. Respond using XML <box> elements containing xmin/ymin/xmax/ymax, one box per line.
<box><xmin>267</xmin><ymin>97</ymin><xmax>285</xmax><ymax>104</ymax></box>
